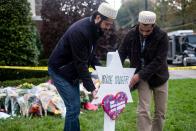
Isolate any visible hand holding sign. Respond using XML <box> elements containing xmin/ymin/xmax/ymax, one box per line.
<box><xmin>92</xmin><ymin>88</ymin><xmax>98</xmax><ymax>99</ymax></box>
<box><xmin>129</xmin><ymin>74</ymin><xmax>140</xmax><ymax>89</ymax></box>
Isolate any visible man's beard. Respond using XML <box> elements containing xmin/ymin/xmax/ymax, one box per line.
<box><xmin>95</xmin><ymin>21</ymin><xmax>104</xmax><ymax>39</ymax></box>
<box><xmin>95</xmin><ymin>21</ymin><xmax>104</xmax><ymax>36</ymax></box>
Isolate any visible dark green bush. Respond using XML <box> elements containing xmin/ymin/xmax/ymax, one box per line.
<box><xmin>0</xmin><ymin>69</ymin><xmax>48</xmax><ymax>81</ymax></box>
<box><xmin>38</xmin><ymin>59</ymin><xmax>48</xmax><ymax>66</ymax></box>
<box><xmin>0</xmin><ymin>76</ymin><xmax>50</xmax><ymax>87</ymax></box>
<box><xmin>0</xmin><ymin>0</ymin><xmax>40</xmax><ymax>66</ymax></box>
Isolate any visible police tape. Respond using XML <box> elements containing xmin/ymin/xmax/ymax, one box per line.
<box><xmin>0</xmin><ymin>66</ymin><xmax>95</xmax><ymax>72</ymax></box>
<box><xmin>0</xmin><ymin>66</ymin><xmax>196</xmax><ymax>71</ymax></box>
<box><xmin>0</xmin><ymin>66</ymin><xmax>48</xmax><ymax>71</ymax></box>
<box><xmin>168</xmin><ymin>66</ymin><xmax>196</xmax><ymax>70</ymax></box>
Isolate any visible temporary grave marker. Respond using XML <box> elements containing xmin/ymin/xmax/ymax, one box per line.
<box><xmin>92</xmin><ymin>51</ymin><xmax>135</xmax><ymax>131</ymax></box>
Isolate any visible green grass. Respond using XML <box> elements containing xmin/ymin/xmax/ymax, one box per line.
<box><xmin>165</xmin><ymin>79</ymin><xmax>196</xmax><ymax>131</ymax></box>
<box><xmin>0</xmin><ymin>79</ymin><xmax>196</xmax><ymax>131</ymax></box>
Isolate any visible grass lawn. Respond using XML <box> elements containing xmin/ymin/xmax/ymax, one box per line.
<box><xmin>0</xmin><ymin>79</ymin><xmax>196</xmax><ymax>131</ymax></box>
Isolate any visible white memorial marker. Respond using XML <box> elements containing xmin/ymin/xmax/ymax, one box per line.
<box><xmin>92</xmin><ymin>51</ymin><xmax>135</xmax><ymax>131</ymax></box>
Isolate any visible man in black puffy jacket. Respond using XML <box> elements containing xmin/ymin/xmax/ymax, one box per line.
<box><xmin>48</xmin><ymin>2</ymin><xmax>118</xmax><ymax>131</ymax></box>
<box><xmin>118</xmin><ymin>11</ymin><xmax>169</xmax><ymax>131</ymax></box>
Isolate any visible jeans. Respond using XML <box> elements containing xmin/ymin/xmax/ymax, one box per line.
<box><xmin>48</xmin><ymin>67</ymin><xmax>80</xmax><ymax>131</ymax></box>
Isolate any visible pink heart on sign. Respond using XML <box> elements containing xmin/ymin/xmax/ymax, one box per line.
<box><xmin>102</xmin><ymin>92</ymin><xmax>128</xmax><ymax>120</ymax></box>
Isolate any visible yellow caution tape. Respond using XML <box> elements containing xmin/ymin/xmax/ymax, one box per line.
<box><xmin>0</xmin><ymin>66</ymin><xmax>48</xmax><ymax>71</ymax></box>
<box><xmin>0</xmin><ymin>66</ymin><xmax>95</xmax><ymax>72</ymax></box>
<box><xmin>0</xmin><ymin>66</ymin><xmax>195</xmax><ymax>71</ymax></box>
<box><xmin>168</xmin><ymin>66</ymin><xmax>196</xmax><ymax>70</ymax></box>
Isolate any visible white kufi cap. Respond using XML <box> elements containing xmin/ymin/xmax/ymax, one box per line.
<box><xmin>98</xmin><ymin>3</ymin><xmax>118</xmax><ymax>19</ymax></box>
<box><xmin>138</xmin><ymin>11</ymin><xmax>156</xmax><ymax>24</ymax></box>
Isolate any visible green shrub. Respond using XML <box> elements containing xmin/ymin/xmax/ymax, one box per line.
<box><xmin>0</xmin><ymin>59</ymin><xmax>48</xmax><ymax>81</ymax></box>
<box><xmin>38</xmin><ymin>59</ymin><xmax>48</xmax><ymax>66</ymax></box>
<box><xmin>0</xmin><ymin>69</ymin><xmax>48</xmax><ymax>81</ymax></box>
<box><xmin>0</xmin><ymin>76</ymin><xmax>49</xmax><ymax>87</ymax></box>
<box><xmin>0</xmin><ymin>0</ymin><xmax>40</xmax><ymax>66</ymax></box>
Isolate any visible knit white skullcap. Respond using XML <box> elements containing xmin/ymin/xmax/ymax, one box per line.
<box><xmin>98</xmin><ymin>2</ymin><xmax>118</xmax><ymax>19</ymax></box>
<box><xmin>138</xmin><ymin>11</ymin><xmax>156</xmax><ymax>24</ymax></box>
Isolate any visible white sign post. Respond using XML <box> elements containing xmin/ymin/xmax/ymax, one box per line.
<box><xmin>92</xmin><ymin>51</ymin><xmax>135</xmax><ymax>131</ymax></box>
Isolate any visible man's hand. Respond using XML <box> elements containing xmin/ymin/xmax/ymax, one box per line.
<box><xmin>129</xmin><ymin>74</ymin><xmax>140</xmax><ymax>89</ymax></box>
<box><xmin>92</xmin><ymin>88</ymin><xmax>98</xmax><ymax>99</ymax></box>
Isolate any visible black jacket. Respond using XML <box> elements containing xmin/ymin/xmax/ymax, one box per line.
<box><xmin>118</xmin><ymin>25</ymin><xmax>169</xmax><ymax>88</ymax></box>
<box><xmin>48</xmin><ymin>17</ymin><xmax>102</xmax><ymax>92</ymax></box>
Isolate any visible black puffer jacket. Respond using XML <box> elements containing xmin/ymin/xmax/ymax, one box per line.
<box><xmin>118</xmin><ymin>25</ymin><xmax>169</xmax><ymax>88</ymax></box>
<box><xmin>48</xmin><ymin>17</ymin><xmax>102</xmax><ymax>92</ymax></box>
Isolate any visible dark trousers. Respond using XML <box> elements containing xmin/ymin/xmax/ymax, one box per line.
<box><xmin>48</xmin><ymin>67</ymin><xmax>80</xmax><ymax>131</ymax></box>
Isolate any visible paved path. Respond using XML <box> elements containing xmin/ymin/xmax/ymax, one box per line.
<box><xmin>169</xmin><ymin>69</ymin><xmax>196</xmax><ymax>79</ymax></box>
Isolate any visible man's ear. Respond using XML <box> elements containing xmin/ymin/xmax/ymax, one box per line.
<box><xmin>95</xmin><ymin>15</ymin><xmax>102</xmax><ymax>24</ymax></box>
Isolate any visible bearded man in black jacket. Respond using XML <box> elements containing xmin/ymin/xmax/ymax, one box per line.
<box><xmin>48</xmin><ymin>2</ymin><xmax>118</xmax><ymax>131</ymax></box>
<box><xmin>118</xmin><ymin>11</ymin><xmax>169</xmax><ymax>131</ymax></box>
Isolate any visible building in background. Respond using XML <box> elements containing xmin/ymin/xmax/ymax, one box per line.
<box><xmin>28</xmin><ymin>0</ymin><xmax>42</xmax><ymax>20</ymax></box>
<box><xmin>28</xmin><ymin>0</ymin><xmax>42</xmax><ymax>32</ymax></box>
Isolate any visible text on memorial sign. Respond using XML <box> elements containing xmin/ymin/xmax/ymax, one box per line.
<box><xmin>101</xmin><ymin>75</ymin><xmax>129</xmax><ymax>84</ymax></box>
